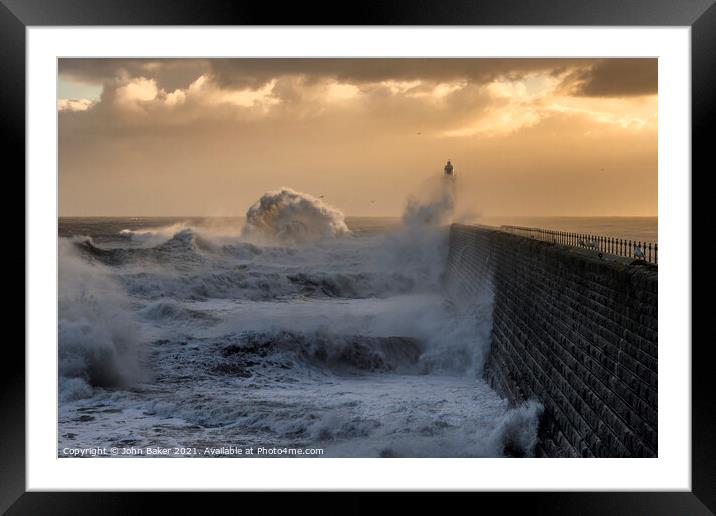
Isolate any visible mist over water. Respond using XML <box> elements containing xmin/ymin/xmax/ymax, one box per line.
<box><xmin>58</xmin><ymin>179</ymin><xmax>542</xmax><ymax>458</ymax></box>
<box><xmin>59</xmin><ymin>239</ymin><xmax>146</xmax><ymax>400</ymax></box>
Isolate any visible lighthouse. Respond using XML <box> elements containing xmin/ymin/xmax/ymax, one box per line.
<box><xmin>444</xmin><ymin>160</ymin><xmax>455</xmax><ymax>178</ymax></box>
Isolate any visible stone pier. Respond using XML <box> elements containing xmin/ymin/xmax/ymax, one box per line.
<box><xmin>445</xmin><ymin>224</ymin><xmax>658</xmax><ymax>457</ymax></box>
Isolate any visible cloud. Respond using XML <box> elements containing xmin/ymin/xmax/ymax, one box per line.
<box><xmin>59</xmin><ymin>58</ymin><xmax>211</xmax><ymax>92</ymax></box>
<box><xmin>57</xmin><ymin>58</ymin><xmax>658</xmax><ymax>136</ymax></box>
<box><xmin>560</xmin><ymin>59</ymin><xmax>657</xmax><ymax>97</ymax></box>
<box><xmin>58</xmin><ymin>59</ymin><xmax>658</xmax><ymax>143</ymax></box>
<box><xmin>205</xmin><ymin>58</ymin><xmax>594</xmax><ymax>90</ymax></box>
<box><xmin>178</xmin><ymin>75</ymin><xmax>280</xmax><ymax>109</ymax></box>
<box><xmin>57</xmin><ymin>58</ymin><xmax>658</xmax><ymax>218</ymax></box>
<box><xmin>58</xmin><ymin>98</ymin><xmax>94</xmax><ymax>112</ymax></box>
<box><xmin>114</xmin><ymin>77</ymin><xmax>159</xmax><ymax>106</ymax></box>
<box><xmin>60</xmin><ymin>58</ymin><xmax>615</xmax><ymax>93</ymax></box>
<box><xmin>326</xmin><ymin>82</ymin><xmax>361</xmax><ymax>102</ymax></box>
<box><xmin>440</xmin><ymin>71</ymin><xmax>657</xmax><ymax>138</ymax></box>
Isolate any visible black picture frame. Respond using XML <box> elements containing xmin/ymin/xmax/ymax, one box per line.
<box><xmin>5</xmin><ymin>0</ymin><xmax>712</xmax><ymax>513</ymax></box>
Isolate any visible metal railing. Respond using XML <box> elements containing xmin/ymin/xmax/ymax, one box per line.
<box><xmin>500</xmin><ymin>225</ymin><xmax>657</xmax><ymax>265</ymax></box>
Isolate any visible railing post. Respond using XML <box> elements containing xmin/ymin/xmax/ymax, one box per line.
<box><xmin>497</xmin><ymin>225</ymin><xmax>656</xmax><ymax>264</ymax></box>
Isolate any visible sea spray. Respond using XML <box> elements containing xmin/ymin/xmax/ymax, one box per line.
<box><xmin>59</xmin><ymin>239</ymin><xmax>145</xmax><ymax>400</ymax></box>
<box><xmin>58</xmin><ymin>181</ymin><xmax>542</xmax><ymax>457</ymax></box>
<box><xmin>242</xmin><ymin>187</ymin><xmax>350</xmax><ymax>244</ymax></box>
<box><xmin>402</xmin><ymin>176</ymin><xmax>456</xmax><ymax>228</ymax></box>
<box><xmin>488</xmin><ymin>400</ymin><xmax>544</xmax><ymax>457</ymax></box>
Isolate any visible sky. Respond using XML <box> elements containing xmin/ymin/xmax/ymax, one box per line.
<box><xmin>58</xmin><ymin>58</ymin><xmax>657</xmax><ymax>217</ymax></box>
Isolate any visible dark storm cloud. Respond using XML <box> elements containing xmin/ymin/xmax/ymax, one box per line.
<box><xmin>207</xmin><ymin>58</ymin><xmax>594</xmax><ymax>88</ymax></box>
<box><xmin>562</xmin><ymin>59</ymin><xmax>657</xmax><ymax>97</ymax></box>
<box><xmin>60</xmin><ymin>58</ymin><xmax>657</xmax><ymax>99</ymax></box>
<box><xmin>59</xmin><ymin>58</ymin><xmax>600</xmax><ymax>90</ymax></box>
<box><xmin>59</xmin><ymin>58</ymin><xmax>211</xmax><ymax>91</ymax></box>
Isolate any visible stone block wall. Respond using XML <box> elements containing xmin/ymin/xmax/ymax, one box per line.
<box><xmin>445</xmin><ymin>224</ymin><xmax>658</xmax><ymax>457</ymax></box>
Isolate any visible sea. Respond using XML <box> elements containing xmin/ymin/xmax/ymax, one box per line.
<box><xmin>57</xmin><ymin>189</ymin><xmax>656</xmax><ymax>458</ymax></box>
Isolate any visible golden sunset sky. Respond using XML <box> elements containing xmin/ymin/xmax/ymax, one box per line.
<box><xmin>58</xmin><ymin>58</ymin><xmax>657</xmax><ymax>217</ymax></box>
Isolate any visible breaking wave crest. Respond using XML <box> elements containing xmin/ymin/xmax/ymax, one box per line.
<box><xmin>242</xmin><ymin>187</ymin><xmax>350</xmax><ymax>243</ymax></box>
<box><xmin>58</xmin><ymin>240</ymin><xmax>145</xmax><ymax>401</ymax></box>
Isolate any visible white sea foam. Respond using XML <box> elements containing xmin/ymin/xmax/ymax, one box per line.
<box><xmin>58</xmin><ymin>239</ymin><xmax>145</xmax><ymax>400</ymax></box>
<box><xmin>242</xmin><ymin>187</ymin><xmax>350</xmax><ymax>244</ymax></box>
<box><xmin>58</xmin><ymin>179</ymin><xmax>543</xmax><ymax>457</ymax></box>
<box><xmin>117</xmin><ymin>224</ymin><xmax>190</xmax><ymax>247</ymax></box>
<box><xmin>403</xmin><ymin>176</ymin><xmax>456</xmax><ymax>228</ymax></box>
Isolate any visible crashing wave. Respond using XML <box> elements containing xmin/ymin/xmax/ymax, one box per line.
<box><xmin>58</xmin><ymin>240</ymin><xmax>145</xmax><ymax>400</ymax></box>
<box><xmin>73</xmin><ymin>229</ymin><xmax>207</xmax><ymax>267</ymax></box>
<box><xmin>402</xmin><ymin>178</ymin><xmax>455</xmax><ymax>228</ymax></box>
<box><xmin>242</xmin><ymin>187</ymin><xmax>350</xmax><ymax>243</ymax></box>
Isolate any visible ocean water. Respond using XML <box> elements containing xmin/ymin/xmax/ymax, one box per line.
<box><xmin>61</xmin><ymin>190</ymin><xmax>656</xmax><ymax>457</ymax></box>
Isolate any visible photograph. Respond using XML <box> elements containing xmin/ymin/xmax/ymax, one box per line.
<box><xmin>57</xmin><ymin>57</ymin><xmax>658</xmax><ymax>459</ymax></box>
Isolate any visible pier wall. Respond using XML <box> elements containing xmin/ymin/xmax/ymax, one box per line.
<box><xmin>445</xmin><ymin>224</ymin><xmax>658</xmax><ymax>457</ymax></box>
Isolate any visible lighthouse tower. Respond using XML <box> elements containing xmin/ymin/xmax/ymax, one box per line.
<box><xmin>444</xmin><ymin>160</ymin><xmax>455</xmax><ymax>178</ymax></box>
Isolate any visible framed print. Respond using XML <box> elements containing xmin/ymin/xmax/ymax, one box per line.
<box><xmin>6</xmin><ymin>0</ymin><xmax>714</xmax><ymax>512</ymax></box>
